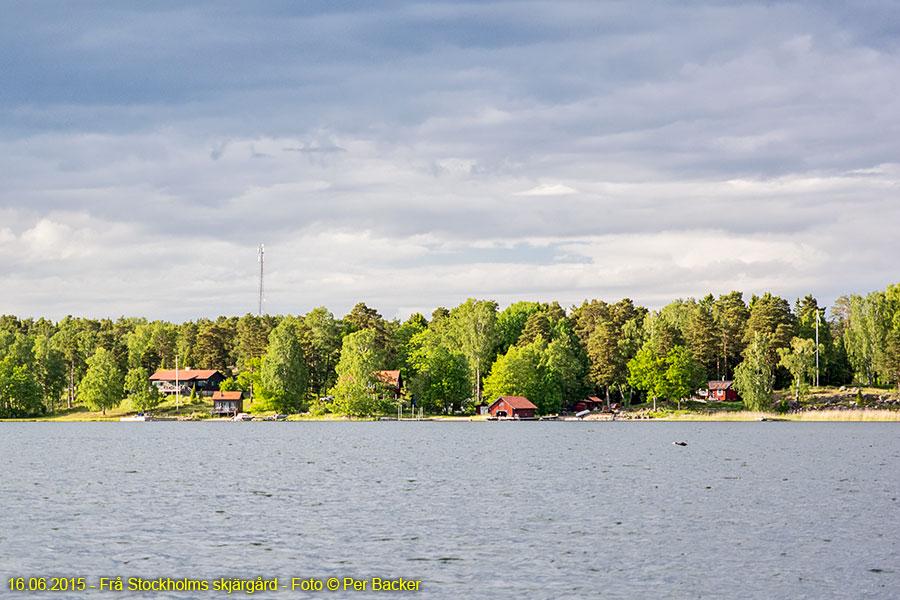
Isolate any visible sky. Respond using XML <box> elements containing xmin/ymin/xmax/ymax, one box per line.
<box><xmin>1</xmin><ymin>0</ymin><xmax>899</xmax><ymax>322</ymax></box>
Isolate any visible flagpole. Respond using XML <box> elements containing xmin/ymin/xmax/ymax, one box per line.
<box><xmin>815</xmin><ymin>311</ymin><xmax>820</xmax><ymax>388</ymax></box>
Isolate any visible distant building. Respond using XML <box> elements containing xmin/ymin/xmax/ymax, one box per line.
<box><xmin>488</xmin><ymin>396</ymin><xmax>537</xmax><ymax>419</ymax></box>
<box><xmin>374</xmin><ymin>370</ymin><xmax>403</xmax><ymax>399</ymax></box>
<box><xmin>573</xmin><ymin>396</ymin><xmax>603</xmax><ymax>412</ymax></box>
<box><xmin>702</xmin><ymin>380</ymin><xmax>738</xmax><ymax>402</ymax></box>
<box><xmin>211</xmin><ymin>391</ymin><xmax>244</xmax><ymax>416</ymax></box>
<box><xmin>149</xmin><ymin>369</ymin><xmax>225</xmax><ymax>396</ymax></box>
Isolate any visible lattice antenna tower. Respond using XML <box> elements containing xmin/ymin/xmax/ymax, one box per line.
<box><xmin>257</xmin><ymin>243</ymin><xmax>265</xmax><ymax>316</ymax></box>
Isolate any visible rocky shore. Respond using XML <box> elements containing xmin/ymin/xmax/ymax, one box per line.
<box><xmin>795</xmin><ymin>387</ymin><xmax>900</xmax><ymax>411</ymax></box>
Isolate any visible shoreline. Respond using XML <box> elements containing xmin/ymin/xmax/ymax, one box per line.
<box><xmin>5</xmin><ymin>408</ymin><xmax>900</xmax><ymax>423</ymax></box>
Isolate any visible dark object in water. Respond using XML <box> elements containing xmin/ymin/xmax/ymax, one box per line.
<box><xmin>673</xmin><ymin>441</ymin><xmax>688</xmax><ymax>446</ymax></box>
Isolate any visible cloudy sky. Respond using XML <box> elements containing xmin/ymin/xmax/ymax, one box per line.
<box><xmin>1</xmin><ymin>1</ymin><xmax>898</xmax><ymax>322</ymax></box>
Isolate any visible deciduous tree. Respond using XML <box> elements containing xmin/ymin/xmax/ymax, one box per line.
<box><xmin>733</xmin><ymin>332</ymin><xmax>775</xmax><ymax>411</ymax></box>
<box><xmin>78</xmin><ymin>347</ymin><xmax>124</xmax><ymax>415</ymax></box>
<box><xmin>259</xmin><ymin>319</ymin><xmax>309</xmax><ymax>413</ymax></box>
<box><xmin>447</xmin><ymin>299</ymin><xmax>499</xmax><ymax>402</ymax></box>
<box><xmin>778</xmin><ymin>337</ymin><xmax>819</xmax><ymax>403</ymax></box>
<box><xmin>125</xmin><ymin>366</ymin><xmax>160</xmax><ymax>412</ymax></box>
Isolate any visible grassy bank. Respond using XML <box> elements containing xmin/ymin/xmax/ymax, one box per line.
<box><xmin>19</xmin><ymin>395</ymin><xmax>216</xmax><ymax>422</ymax></box>
<box><xmin>658</xmin><ymin>409</ymin><xmax>900</xmax><ymax>422</ymax></box>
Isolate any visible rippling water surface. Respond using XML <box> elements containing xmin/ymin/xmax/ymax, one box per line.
<box><xmin>1</xmin><ymin>422</ymin><xmax>898</xmax><ymax>599</ymax></box>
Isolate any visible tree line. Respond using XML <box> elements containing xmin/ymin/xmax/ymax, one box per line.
<box><xmin>1</xmin><ymin>282</ymin><xmax>899</xmax><ymax>418</ymax></box>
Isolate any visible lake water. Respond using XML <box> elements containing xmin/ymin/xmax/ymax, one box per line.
<box><xmin>1</xmin><ymin>422</ymin><xmax>898</xmax><ymax>599</ymax></box>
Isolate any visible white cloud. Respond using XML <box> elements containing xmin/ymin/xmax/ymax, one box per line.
<box><xmin>515</xmin><ymin>183</ymin><xmax>578</xmax><ymax>196</ymax></box>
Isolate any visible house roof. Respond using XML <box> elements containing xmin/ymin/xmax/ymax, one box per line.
<box><xmin>708</xmin><ymin>380</ymin><xmax>734</xmax><ymax>391</ymax></box>
<box><xmin>211</xmin><ymin>391</ymin><xmax>243</xmax><ymax>401</ymax></box>
<box><xmin>489</xmin><ymin>395</ymin><xmax>537</xmax><ymax>410</ymax></box>
<box><xmin>374</xmin><ymin>370</ymin><xmax>402</xmax><ymax>387</ymax></box>
<box><xmin>150</xmin><ymin>369</ymin><xmax>221</xmax><ymax>382</ymax></box>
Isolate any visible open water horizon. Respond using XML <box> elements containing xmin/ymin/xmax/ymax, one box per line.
<box><xmin>1</xmin><ymin>421</ymin><xmax>898</xmax><ymax>599</ymax></box>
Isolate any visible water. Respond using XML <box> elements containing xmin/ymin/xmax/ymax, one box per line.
<box><xmin>1</xmin><ymin>422</ymin><xmax>898</xmax><ymax>599</ymax></box>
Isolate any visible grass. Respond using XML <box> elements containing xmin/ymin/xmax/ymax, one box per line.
<box><xmin>668</xmin><ymin>409</ymin><xmax>900</xmax><ymax>422</ymax></box>
<box><xmin>25</xmin><ymin>395</ymin><xmax>217</xmax><ymax>422</ymax></box>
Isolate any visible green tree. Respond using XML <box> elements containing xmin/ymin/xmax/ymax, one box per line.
<box><xmin>517</xmin><ymin>312</ymin><xmax>551</xmax><ymax>347</ymax></box>
<box><xmin>194</xmin><ymin>322</ymin><xmax>233</xmax><ymax>373</ymax></box>
<box><xmin>304</xmin><ymin>307</ymin><xmax>342</xmax><ymax>394</ymax></box>
<box><xmin>880</xmin><ymin>330</ymin><xmax>900</xmax><ymax>391</ymax></box>
<box><xmin>390</xmin><ymin>313</ymin><xmax>428</xmax><ymax>371</ymax></box>
<box><xmin>627</xmin><ymin>343</ymin><xmax>703</xmax><ymax>410</ymax></box>
<box><xmin>795</xmin><ymin>295</ymin><xmax>845</xmax><ymax>385</ymax></box>
<box><xmin>685</xmin><ymin>296</ymin><xmax>718</xmax><ymax>378</ymax></box>
<box><xmin>483</xmin><ymin>337</ymin><xmax>562</xmax><ymax>415</ymax></box>
<box><xmin>234</xmin><ymin>314</ymin><xmax>275</xmax><ymax>372</ymax></box>
<box><xmin>627</xmin><ymin>346</ymin><xmax>664</xmax><ymax>411</ymax></box>
<box><xmin>496</xmin><ymin>301</ymin><xmax>542</xmax><ymax>353</ymax></box>
<box><xmin>545</xmin><ymin>322</ymin><xmax>589</xmax><ymax>408</ymax></box>
<box><xmin>52</xmin><ymin>316</ymin><xmax>92</xmax><ymax>408</ymax></box>
<box><xmin>125</xmin><ymin>366</ymin><xmax>160</xmax><ymax>412</ymax></box>
<box><xmin>778</xmin><ymin>337</ymin><xmax>819</xmax><ymax>403</ymax></box>
<box><xmin>342</xmin><ymin>303</ymin><xmax>393</xmax><ymax>356</ymax></box>
<box><xmin>447</xmin><ymin>299</ymin><xmax>499</xmax><ymax>402</ymax></box>
<box><xmin>34</xmin><ymin>335</ymin><xmax>66</xmax><ymax>413</ymax></box>
<box><xmin>0</xmin><ymin>335</ymin><xmax>44</xmax><ymax>418</ymax></box>
<box><xmin>175</xmin><ymin>321</ymin><xmax>199</xmax><ymax>369</ymax></box>
<box><xmin>587</xmin><ymin>320</ymin><xmax>622</xmax><ymax>408</ymax></box>
<box><xmin>259</xmin><ymin>319</ymin><xmax>309</xmax><ymax>414</ymax></box>
<box><xmin>407</xmin><ymin>329</ymin><xmax>469</xmax><ymax>414</ymax></box>
<box><xmin>0</xmin><ymin>361</ymin><xmax>43</xmax><ymax>417</ymax></box>
<box><xmin>843</xmin><ymin>291</ymin><xmax>890</xmax><ymax>386</ymax></box>
<box><xmin>236</xmin><ymin>356</ymin><xmax>263</xmax><ymax>403</ymax></box>
<box><xmin>744</xmin><ymin>293</ymin><xmax>796</xmax><ymax>385</ymax></box>
<box><xmin>660</xmin><ymin>346</ymin><xmax>706</xmax><ymax>409</ymax></box>
<box><xmin>733</xmin><ymin>332</ymin><xmax>775</xmax><ymax>411</ymax></box>
<box><xmin>78</xmin><ymin>347</ymin><xmax>124</xmax><ymax>415</ymax></box>
<box><xmin>330</xmin><ymin>373</ymin><xmax>374</xmax><ymax>417</ymax></box>
<box><xmin>330</xmin><ymin>329</ymin><xmax>386</xmax><ymax>416</ymax></box>
<box><xmin>571</xmin><ymin>299</ymin><xmax>612</xmax><ymax>346</ymax></box>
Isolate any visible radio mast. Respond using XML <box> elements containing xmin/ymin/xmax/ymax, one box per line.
<box><xmin>257</xmin><ymin>243</ymin><xmax>265</xmax><ymax>316</ymax></box>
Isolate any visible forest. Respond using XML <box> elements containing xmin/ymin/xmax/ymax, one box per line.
<box><xmin>1</xmin><ymin>282</ymin><xmax>899</xmax><ymax>418</ymax></box>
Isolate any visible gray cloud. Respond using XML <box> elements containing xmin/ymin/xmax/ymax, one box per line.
<box><xmin>0</xmin><ymin>1</ymin><xmax>898</xmax><ymax>320</ymax></box>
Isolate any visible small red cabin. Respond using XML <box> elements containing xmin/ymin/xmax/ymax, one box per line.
<box><xmin>211</xmin><ymin>391</ymin><xmax>244</xmax><ymax>416</ymax></box>
<box><xmin>573</xmin><ymin>396</ymin><xmax>603</xmax><ymax>412</ymax></box>
<box><xmin>374</xmin><ymin>370</ymin><xmax>404</xmax><ymax>399</ymax></box>
<box><xmin>488</xmin><ymin>396</ymin><xmax>537</xmax><ymax>419</ymax></box>
<box><xmin>705</xmin><ymin>380</ymin><xmax>738</xmax><ymax>402</ymax></box>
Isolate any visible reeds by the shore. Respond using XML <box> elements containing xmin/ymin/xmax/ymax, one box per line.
<box><xmin>672</xmin><ymin>409</ymin><xmax>900</xmax><ymax>422</ymax></box>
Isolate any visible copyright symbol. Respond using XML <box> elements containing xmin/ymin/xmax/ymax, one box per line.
<box><xmin>326</xmin><ymin>578</ymin><xmax>339</xmax><ymax>591</ymax></box>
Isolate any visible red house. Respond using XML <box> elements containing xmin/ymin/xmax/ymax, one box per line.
<box><xmin>211</xmin><ymin>391</ymin><xmax>244</xmax><ymax>416</ymax></box>
<box><xmin>488</xmin><ymin>396</ymin><xmax>537</xmax><ymax>419</ymax></box>
<box><xmin>705</xmin><ymin>380</ymin><xmax>738</xmax><ymax>402</ymax></box>
<box><xmin>149</xmin><ymin>369</ymin><xmax>225</xmax><ymax>395</ymax></box>
<box><xmin>374</xmin><ymin>370</ymin><xmax>403</xmax><ymax>399</ymax></box>
<box><xmin>573</xmin><ymin>396</ymin><xmax>603</xmax><ymax>412</ymax></box>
